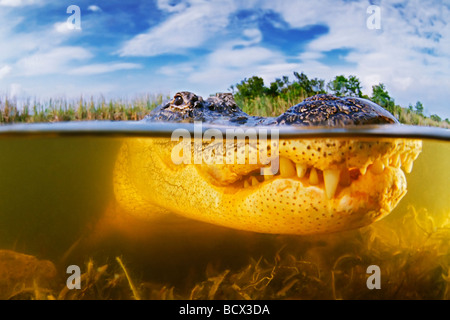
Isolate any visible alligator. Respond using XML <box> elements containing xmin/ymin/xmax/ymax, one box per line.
<box><xmin>145</xmin><ymin>91</ymin><xmax>399</xmax><ymax>126</ymax></box>
<box><xmin>112</xmin><ymin>92</ymin><xmax>422</xmax><ymax>235</ymax></box>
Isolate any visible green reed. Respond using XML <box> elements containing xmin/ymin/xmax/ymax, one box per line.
<box><xmin>0</xmin><ymin>94</ymin><xmax>168</xmax><ymax>124</ymax></box>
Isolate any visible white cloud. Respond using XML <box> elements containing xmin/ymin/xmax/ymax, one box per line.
<box><xmin>87</xmin><ymin>5</ymin><xmax>102</xmax><ymax>12</ymax></box>
<box><xmin>159</xmin><ymin>64</ymin><xmax>195</xmax><ymax>77</ymax></box>
<box><xmin>0</xmin><ymin>8</ymin><xmax>83</xmax><ymax>64</ymax></box>
<box><xmin>241</xmin><ymin>28</ymin><xmax>263</xmax><ymax>45</ymax></box>
<box><xmin>0</xmin><ymin>0</ymin><xmax>40</xmax><ymax>7</ymax></box>
<box><xmin>16</xmin><ymin>47</ymin><xmax>92</xmax><ymax>76</ymax></box>
<box><xmin>157</xmin><ymin>42</ymin><xmax>299</xmax><ymax>96</ymax></box>
<box><xmin>69</xmin><ymin>62</ymin><xmax>142</xmax><ymax>75</ymax></box>
<box><xmin>298</xmin><ymin>51</ymin><xmax>324</xmax><ymax>61</ymax></box>
<box><xmin>54</xmin><ymin>22</ymin><xmax>70</xmax><ymax>33</ymax></box>
<box><xmin>118</xmin><ymin>0</ymin><xmax>236</xmax><ymax>57</ymax></box>
<box><xmin>208</xmin><ymin>46</ymin><xmax>276</xmax><ymax>68</ymax></box>
<box><xmin>54</xmin><ymin>21</ymin><xmax>82</xmax><ymax>34</ymax></box>
<box><xmin>0</xmin><ymin>65</ymin><xmax>12</xmax><ymax>79</ymax></box>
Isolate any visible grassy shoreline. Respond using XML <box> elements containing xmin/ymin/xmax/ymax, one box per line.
<box><xmin>0</xmin><ymin>94</ymin><xmax>168</xmax><ymax>124</ymax></box>
<box><xmin>1</xmin><ymin>93</ymin><xmax>449</xmax><ymax>128</ymax></box>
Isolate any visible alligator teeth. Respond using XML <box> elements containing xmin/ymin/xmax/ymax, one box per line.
<box><xmin>244</xmin><ymin>176</ymin><xmax>261</xmax><ymax>187</ymax></box>
<box><xmin>391</xmin><ymin>154</ymin><xmax>401</xmax><ymax>168</ymax></box>
<box><xmin>261</xmin><ymin>167</ymin><xmax>275</xmax><ymax>180</ymax></box>
<box><xmin>403</xmin><ymin>157</ymin><xmax>414</xmax><ymax>174</ymax></box>
<box><xmin>370</xmin><ymin>159</ymin><xmax>385</xmax><ymax>175</ymax></box>
<box><xmin>296</xmin><ymin>163</ymin><xmax>307</xmax><ymax>178</ymax></box>
<box><xmin>400</xmin><ymin>153</ymin><xmax>408</xmax><ymax>165</ymax></box>
<box><xmin>279</xmin><ymin>157</ymin><xmax>296</xmax><ymax>178</ymax></box>
<box><xmin>309</xmin><ymin>168</ymin><xmax>319</xmax><ymax>185</ymax></box>
<box><xmin>323</xmin><ymin>169</ymin><xmax>340</xmax><ymax>199</ymax></box>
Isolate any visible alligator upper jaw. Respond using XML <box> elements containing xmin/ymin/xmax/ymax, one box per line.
<box><xmin>191</xmin><ymin>152</ymin><xmax>412</xmax><ymax>234</ymax></box>
<box><xmin>208</xmin><ymin>152</ymin><xmax>415</xmax><ymax>201</ymax></box>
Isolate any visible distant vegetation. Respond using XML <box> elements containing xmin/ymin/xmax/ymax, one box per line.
<box><xmin>0</xmin><ymin>94</ymin><xmax>168</xmax><ymax>124</ymax></box>
<box><xmin>0</xmin><ymin>72</ymin><xmax>449</xmax><ymax>128</ymax></box>
<box><xmin>230</xmin><ymin>72</ymin><xmax>450</xmax><ymax>128</ymax></box>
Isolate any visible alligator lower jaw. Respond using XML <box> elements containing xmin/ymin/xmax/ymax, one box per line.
<box><xmin>219</xmin><ymin>164</ymin><xmax>407</xmax><ymax>235</ymax></box>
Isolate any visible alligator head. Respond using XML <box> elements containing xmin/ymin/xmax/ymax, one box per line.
<box><xmin>113</xmin><ymin>93</ymin><xmax>422</xmax><ymax>235</ymax></box>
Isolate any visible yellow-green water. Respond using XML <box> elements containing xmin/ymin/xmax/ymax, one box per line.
<box><xmin>0</xmin><ymin>127</ymin><xmax>448</xmax><ymax>300</ymax></box>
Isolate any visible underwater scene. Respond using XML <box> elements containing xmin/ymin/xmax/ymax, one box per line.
<box><xmin>0</xmin><ymin>123</ymin><xmax>448</xmax><ymax>300</ymax></box>
<box><xmin>2</xmin><ymin>0</ymin><xmax>450</xmax><ymax>308</ymax></box>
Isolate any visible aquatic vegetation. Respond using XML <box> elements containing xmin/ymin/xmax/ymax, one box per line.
<box><xmin>182</xmin><ymin>207</ymin><xmax>449</xmax><ymax>300</ymax></box>
<box><xmin>1</xmin><ymin>204</ymin><xmax>447</xmax><ymax>300</ymax></box>
<box><xmin>0</xmin><ymin>250</ymin><xmax>56</xmax><ymax>300</ymax></box>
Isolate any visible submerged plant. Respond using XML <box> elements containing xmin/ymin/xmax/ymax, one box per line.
<box><xmin>1</xmin><ymin>205</ymin><xmax>448</xmax><ymax>300</ymax></box>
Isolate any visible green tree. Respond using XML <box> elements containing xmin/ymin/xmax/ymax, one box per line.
<box><xmin>233</xmin><ymin>76</ymin><xmax>266</xmax><ymax>100</ymax></box>
<box><xmin>293</xmin><ymin>71</ymin><xmax>313</xmax><ymax>94</ymax></box>
<box><xmin>292</xmin><ymin>71</ymin><xmax>325</xmax><ymax>96</ymax></box>
<box><xmin>266</xmin><ymin>76</ymin><xmax>290</xmax><ymax>97</ymax></box>
<box><xmin>228</xmin><ymin>73</ymin><xmax>448</xmax><ymax>128</ymax></box>
<box><xmin>310</xmin><ymin>78</ymin><xmax>326</xmax><ymax>95</ymax></box>
<box><xmin>327</xmin><ymin>75</ymin><xmax>348</xmax><ymax>96</ymax></box>
<box><xmin>414</xmin><ymin>101</ymin><xmax>424</xmax><ymax>116</ymax></box>
<box><xmin>347</xmin><ymin>75</ymin><xmax>363</xmax><ymax>97</ymax></box>
<box><xmin>430</xmin><ymin>114</ymin><xmax>441</xmax><ymax>122</ymax></box>
<box><xmin>371</xmin><ymin>83</ymin><xmax>395</xmax><ymax>113</ymax></box>
<box><xmin>327</xmin><ymin>75</ymin><xmax>362</xmax><ymax>97</ymax></box>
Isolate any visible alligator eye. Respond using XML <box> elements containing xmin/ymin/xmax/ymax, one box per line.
<box><xmin>174</xmin><ymin>95</ymin><xmax>183</xmax><ymax>106</ymax></box>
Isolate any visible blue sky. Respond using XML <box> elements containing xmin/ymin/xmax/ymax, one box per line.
<box><xmin>0</xmin><ymin>0</ymin><xmax>449</xmax><ymax>118</ymax></box>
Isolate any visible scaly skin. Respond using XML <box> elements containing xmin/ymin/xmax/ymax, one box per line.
<box><xmin>113</xmin><ymin>93</ymin><xmax>422</xmax><ymax>235</ymax></box>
